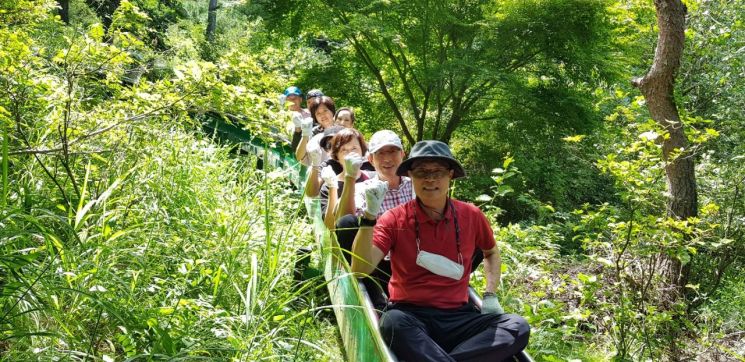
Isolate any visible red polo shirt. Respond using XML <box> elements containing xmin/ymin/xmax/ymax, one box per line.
<box><xmin>372</xmin><ymin>199</ymin><xmax>496</xmax><ymax>309</ymax></box>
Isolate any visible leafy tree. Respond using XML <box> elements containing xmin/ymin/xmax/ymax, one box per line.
<box><xmin>630</xmin><ymin>8</ymin><xmax>696</xmax><ymax>353</ymax></box>
<box><xmin>1</xmin><ymin>1</ymin><xmax>344</xmax><ymax>360</ymax></box>
<box><xmin>84</xmin><ymin>0</ymin><xmax>122</xmax><ymax>31</ymax></box>
<box><xmin>680</xmin><ymin>0</ymin><xmax>745</xmax><ymax>144</ymax></box>
<box><xmin>675</xmin><ymin>0</ymin><xmax>745</xmax><ymax>340</ymax></box>
<box><xmin>249</xmin><ymin>0</ymin><xmax>620</xmax><ymax>144</ymax></box>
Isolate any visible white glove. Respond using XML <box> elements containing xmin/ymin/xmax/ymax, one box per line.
<box><xmin>343</xmin><ymin>152</ymin><xmax>365</xmax><ymax>179</ymax></box>
<box><xmin>321</xmin><ymin>166</ymin><xmax>337</xmax><ymax>189</ymax></box>
<box><xmin>291</xmin><ymin>112</ymin><xmax>303</xmax><ymax>129</ymax></box>
<box><xmin>308</xmin><ymin>144</ymin><xmax>323</xmax><ymax>167</ymax></box>
<box><xmin>301</xmin><ymin>117</ymin><xmax>314</xmax><ymax>137</ymax></box>
<box><xmin>278</xmin><ymin>94</ymin><xmax>286</xmax><ymax>108</ymax></box>
<box><xmin>481</xmin><ymin>294</ymin><xmax>505</xmax><ymax>315</ymax></box>
<box><xmin>363</xmin><ymin>180</ymin><xmax>388</xmax><ymax>217</ymax></box>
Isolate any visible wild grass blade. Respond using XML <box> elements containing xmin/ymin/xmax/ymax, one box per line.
<box><xmin>74</xmin><ymin>162</ymin><xmax>91</xmax><ymax>229</ymax></box>
<box><xmin>1</xmin><ymin>126</ymin><xmax>8</xmax><ymax>208</ymax></box>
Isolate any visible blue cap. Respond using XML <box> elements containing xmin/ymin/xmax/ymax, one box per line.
<box><xmin>283</xmin><ymin>86</ymin><xmax>303</xmax><ymax>97</ymax></box>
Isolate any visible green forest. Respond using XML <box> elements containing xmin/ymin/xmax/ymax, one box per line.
<box><xmin>1</xmin><ymin>0</ymin><xmax>743</xmax><ymax>360</ymax></box>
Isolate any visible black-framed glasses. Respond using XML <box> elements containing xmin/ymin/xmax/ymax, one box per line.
<box><xmin>410</xmin><ymin>168</ymin><xmax>451</xmax><ymax>180</ymax></box>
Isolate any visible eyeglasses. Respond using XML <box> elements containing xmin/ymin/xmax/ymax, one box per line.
<box><xmin>410</xmin><ymin>168</ymin><xmax>451</xmax><ymax>180</ymax></box>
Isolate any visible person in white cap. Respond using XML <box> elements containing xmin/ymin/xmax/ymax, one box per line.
<box><xmin>335</xmin><ymin>130</ymin><xmax>413</xmax><ymax>220</ymax></box>
<box><xmin>334</xmin><ymin>130</ymin><xmax>414</xmax><ymax>307</ymax></box>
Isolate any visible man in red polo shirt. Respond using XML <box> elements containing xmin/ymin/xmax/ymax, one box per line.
<box><xmin>351</xmin><ymin>140</ymin><xmax>530</xmax><ymax>361</ymax></box>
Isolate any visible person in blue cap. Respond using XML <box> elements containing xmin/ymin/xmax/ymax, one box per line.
<box><xmin>350</xmin><ymin>140</ymin><xmax>530</xmax><ymax>361</ymax></box>
<box><xmin>281</xmin><ymin>86</ymin><xmax>312</xmax><ymax>152</ymax></box>
<box><xmin>281</xmin><ymin>86</ymin><xmax>309</xmax><ymax>115</ymax></box>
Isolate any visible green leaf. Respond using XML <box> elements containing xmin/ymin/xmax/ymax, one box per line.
<box><xmin>496</xmin><ymin>185</ymin><xmax>514</xmax><ymax>196</ymax></box>
<box><xmin>503</xmin><ymin>156</ymin><xmax>513</xmax><ymax>170</ymax></box>
<box><xmin>89</xmin><ymin>23</ymin><xmax>105</xmax><ymax>41</ymax></box>
<box><xmin>677</xmin><ymin>250</ymin><xmax>691</xmax><ymax>265</ymax></box>
<box><xmin>562</xmin><ymin>134</ymin><xmax>586</xmax><ymax>142</ymax></box>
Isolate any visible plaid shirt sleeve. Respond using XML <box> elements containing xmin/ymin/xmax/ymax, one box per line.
<box><xmin>354</xmin><ymin>177</ymin><xmax>414</xmax><ymax>217</ymax></box>
<box><xmin>377</xmin><ymin>177</ymin><xmax>414</xmax><ymax>217</ymax></box>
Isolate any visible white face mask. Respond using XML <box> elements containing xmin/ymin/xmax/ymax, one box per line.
<box><xmin>416</xmin><ymin>250</ymin><xmax>464</xmax><ymax>280</ymax></box>
<box><xmin>413</xmin><ymin>198</ymin><xmax>464</xmax><ymax>281</ymax></box>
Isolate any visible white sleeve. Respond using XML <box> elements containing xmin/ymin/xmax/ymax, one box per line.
<box><xmin>354</xmin><ymin>182</ymin><xmax>368</xmax><ymax>217</ymax></box>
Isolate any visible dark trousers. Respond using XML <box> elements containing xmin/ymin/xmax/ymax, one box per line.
<box><xmin>335</xmin><ymin>214</ymin><xmax>364</xmax><ymax>265</ymax></box>
<box><xmin>380</xmin><ymin>303</ymin><xmax>530</xmax><ymax>362</ymax></box>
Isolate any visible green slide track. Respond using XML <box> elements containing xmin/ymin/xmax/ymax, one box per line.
<box><xmin>200</xmin><ymin>114</ymin><xmax>533</xmax><ymax>362</ymax></box>
<box><xmin>305</xmin><ymin>198</ymin><xmax>398</xmax><ymax>362</ymax></box>
<box><xmin>200</xmin><ymin>113</ymin><xmax>306</xmax><ymax>188</ymax></box>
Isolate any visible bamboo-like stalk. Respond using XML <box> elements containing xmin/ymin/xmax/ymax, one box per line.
<box><xmin>1</xmin><ymin>126</ymin><xmax>8</xmax><ymax>207</ymax></box>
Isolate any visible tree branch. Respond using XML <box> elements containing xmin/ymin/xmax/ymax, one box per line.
<box><xmin>332</xmin><ymin>10</ymin><xmax>415</xmax><ymax>144</ymax></box>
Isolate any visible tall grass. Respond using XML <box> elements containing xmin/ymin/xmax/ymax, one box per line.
<box><xmin>1</xmin><ymin>126</ymin><xmax>7</xmax><ymax>208</ymax></box>
<box><xmin>0</xmin><ymin>122</ymin><xmax>342</xmax><ymax>360</ymax></box>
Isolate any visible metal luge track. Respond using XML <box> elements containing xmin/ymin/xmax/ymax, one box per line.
<box><xmin>306</xmin><ymin>198</ymin><xmax>397</xmax><ymax>362</ymax></box>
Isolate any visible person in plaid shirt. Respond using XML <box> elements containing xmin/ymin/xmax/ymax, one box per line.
<box><xmin>335</xmin><ymin>130</ymin><xmax>413</xmax><ymax>247</ymax></box>
<box><xmin>355</xmin><ymin>175</ymin><xmax>413</xmax><ymax>217</ymax></box>
<box><xmin>340</xmin><ymin>130</ymin><xmax>414</xmax><ymax>219</ymax></box>
<box><xmin>334</xmin><ymin>130</ymin><xmax>413</xmax><ymax>307</ymax></box>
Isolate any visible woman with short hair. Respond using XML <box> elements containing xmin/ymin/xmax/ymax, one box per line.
<box><xmin>334</xmin><ymin>107</ymin><xmax>355</xmax><ymax>128</ymax></box>
<box><xmin>318</xmin><ymin>128</ymin><xmax>371</xmax><ymax>229</ymax></box>
<box><xmin>295</xmin><ymin>96</ymin><xmax>336</xmax><ymax>164</ymax></box>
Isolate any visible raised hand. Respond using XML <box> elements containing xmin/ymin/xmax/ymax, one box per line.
<box><xmin>307</xmin><ymin>143</ymin><xmax>323</xmax><ymax>167</ymax></box>
<box><xmin>301</xmin><ymin>117</ymin><xmax>314</xmax><ymax>137</ymax></box>
<box><xmin>291</xmin><ymin>112</ymin><xmax>303</xmax><ymax>129</ymax></box>
<box><xmin>343</xmin><ymin>152</ymin><xmax>365</xmax><ymax>179</ymax></box>
<box><xmin>321</xmin><ymin>165</ymin><xmax>338</xmax><ymax>189</ymax></box>
<box><xmin>363</xmin><ymin>179</ymin><xmax>388</xmax><ymax>217</ymax></box>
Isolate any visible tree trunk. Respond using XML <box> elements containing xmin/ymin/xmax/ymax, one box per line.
<box><xmin>631</xmin><ymin>1</ymin><xmax>695</xmax><ymax>359</ymax></box>
<box><xmin>84</xmin><ymin>0</ymin><xmax>121</xmax><ymax>32</ymax></box>
<box><xmin>632</xmin><ymin>0</ymin><xmax>696</xmax><ymax>281</ymax></box>
<box><xmin>58</xmin><ymin>0</ymin><xmax>70</xmax><ymax>24</ymax></box>
<box><xmin>206</xmin><ymin>0</ymin><xmax>218</xmax><ymax>42</ymax></box>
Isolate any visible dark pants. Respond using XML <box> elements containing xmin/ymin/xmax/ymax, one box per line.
<box><xmin>380</xmin><ymin>303</ymin><xmax>530</xmax><ymax>362</ymax></box>
<box><xmin>335</xmin><ymin>214</ymin><xmax>363</xmax><ymax>265</ymax></box>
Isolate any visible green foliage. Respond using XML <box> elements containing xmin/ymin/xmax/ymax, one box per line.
<box><xmin>0</xmin><ymin>127</ymin><xmax>339</xmax><ymax>360</ymax></box>
<box><xmin>247</xmin><ymin>0</ymin><xmax>652</xmax><ymax>218</ymax></box>
<box><xmin>680</xmin><ymin>0</ymin><xmax>745</xmax><ymax>159</ymax></box>
<box><xmin>461</xmin><ymin>154</ymin><xmax>553</xmax><ymax>225</ymax></box>
<box><xmin>2</xmin><ymin>0</ymin><xmax>744</xmax><ymax>360</ymax></box>
<box><xmin>0</xmin><ymin>0</ymin><xmax>57</xmax><ymax>26</ymax></box>
<box><xmin>466</xmin><ymin>86</ymin><xmax>744</xmax><ymax>360</ymax></box>
<box><xmin>250</xmin><ymin>0</ymin><xmax>622</xmax><ymax>143</ymax></box>
<box><xmin>0</xmin><ymin>2</ymin><xmax>342</xmax><ymax>359</ymax></box>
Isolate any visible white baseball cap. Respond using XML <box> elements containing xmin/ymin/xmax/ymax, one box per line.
<box><xmin>368</xmin><ymin>130</ymin><xmax>404</xmax><ymax>154</ymax></box>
